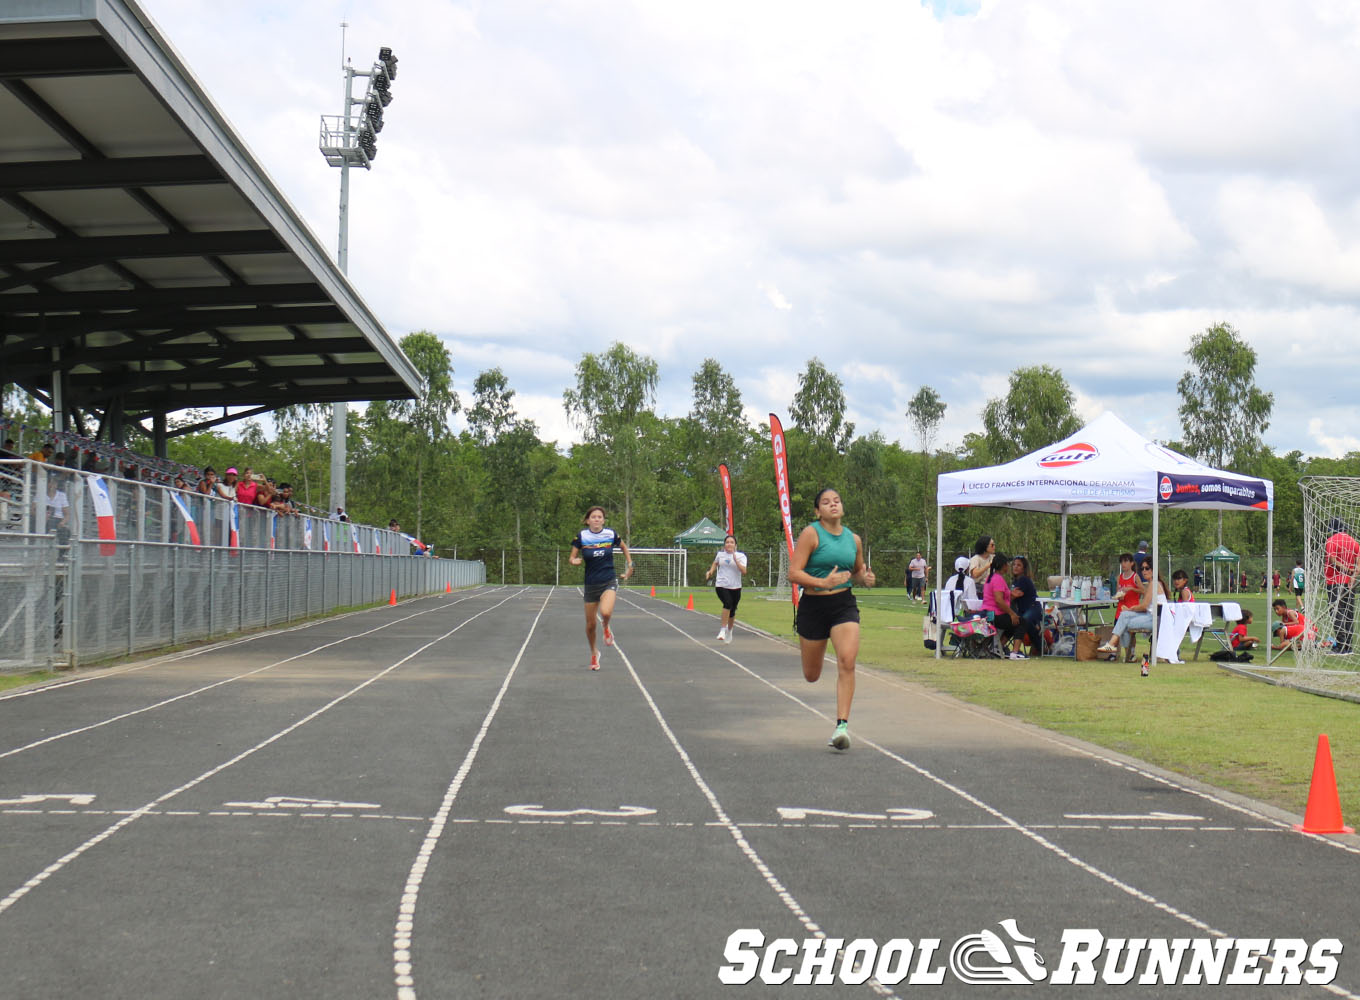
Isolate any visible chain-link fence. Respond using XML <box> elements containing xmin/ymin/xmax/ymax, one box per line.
<box><xmin>0</xmin><ymin>460</ymin><xmax>484</xmax><ymax>671</ymax></box>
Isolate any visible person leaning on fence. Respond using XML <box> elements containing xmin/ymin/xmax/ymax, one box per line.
<box><xmin>0</xmin><ymin>438</ymin><xmax>18</xmax><ymax>459</ymax></box>
<box><xmin>1098</xmin><ymin>559</ymin><xmax>1166</xmax><ymax>660</ymax></box>
<box><xmin>1323</xmin><ymin>518</ymin><xmax>1358</xmax><ymax>656</ymax></box>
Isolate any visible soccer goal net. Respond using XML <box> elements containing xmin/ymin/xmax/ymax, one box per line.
<box><xmin>625</xmin><ymin>548</ymin><xmax>688</xmax><ymax>594</ymax></box>
<box><xmin>1291</xmin><ymin>477</ymin><xmax>1360</xmax><ymax>694</ymax></box>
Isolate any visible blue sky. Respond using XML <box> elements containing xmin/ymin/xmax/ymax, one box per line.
<box><xmin>139</xmin><ymin>0</ymin><xmax>1360</xmax><ymax>459</ymax></box>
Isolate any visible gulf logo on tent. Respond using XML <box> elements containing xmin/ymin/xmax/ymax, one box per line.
<box><xmin>1160</xmin><ymin>476</ymin><xmax>1173</xmax><ymax>500</ymax></box>
<box><xmin>1037</xmin><ymin>442</ymin><xmax>1098</xmax><ymax>468</ymax></box>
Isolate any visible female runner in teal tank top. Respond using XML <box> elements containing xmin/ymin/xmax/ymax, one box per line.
<box><xmin>787</xmin><ymin>487</ymin><xmax>876</xmax><ymax>750</ymax></box>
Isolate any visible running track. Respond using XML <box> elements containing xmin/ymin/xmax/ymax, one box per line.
<box><xmin>0</xmin><ymin>586</ymin><xmax>1357</xmax><ymax>998</ymax></box>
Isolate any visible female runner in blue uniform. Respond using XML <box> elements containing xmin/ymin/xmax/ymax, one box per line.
<box><xmin>787</xmin><ymin>487</ymin><xmax>875</xmax><ymax>749</ymax></box>
<box><xmin>569</xmin><ymin>506</ymin><xmax>634</xmax><ymax>670</ymax></box>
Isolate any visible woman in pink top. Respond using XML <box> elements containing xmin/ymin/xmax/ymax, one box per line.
<box><xmin>981</xmin><ymin>553</ymin><xmax>1025</xmax><ymax>659</ymax></box>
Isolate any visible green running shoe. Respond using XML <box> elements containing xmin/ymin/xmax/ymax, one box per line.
<box><xmin>829</xmin><ymin>722</ymin><xmax>850</xmax><ymax>750</ymax></box>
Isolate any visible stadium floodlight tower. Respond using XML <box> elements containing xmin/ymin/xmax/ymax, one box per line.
<box><xmin>318</xmin><ymin>35</ymin><xmax>398</xmax><ymax>517</ymax></box>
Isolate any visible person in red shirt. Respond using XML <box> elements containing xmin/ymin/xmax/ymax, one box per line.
<box><xmin>1271</xmin><ymin>599</ymin><xmax>1311</xmax><ymax>651</ymax></box>
<box><xmin>1324</xmin><ymin>518</ymin><xmax>1358</xmax><ymax>655</ymax></box>
<box><xmin>234</xmin><ymin>466</ymin><xmax>259</xmax><ymax>506</ymax></box>
<box><xmin>1114</xmin><ymin>553</ymin><xmax>1140</xmax><ymax>618</ymax></box>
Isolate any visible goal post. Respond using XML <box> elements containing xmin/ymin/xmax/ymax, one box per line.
<box><xmin>624</xmin><ymin>547</ymin><xmax>688</xmax><ymax>594</ymax></box>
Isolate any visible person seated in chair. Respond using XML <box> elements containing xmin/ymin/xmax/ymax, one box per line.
<box><xmin>1170</xmin><ymin>569</ymin><xmax>1194</xmax><ymax>603</ymax></box>
<box><xmin>981</xmin><ymin>553</ymin><xmax>1025</xmax><ymax>659</ymax></box>
<box><xmin>1097</xmin><ymin>560</ymin><xmax>1167</xmax><ymax>660</ymax></box>
<box><xmin>1009</xmin><ymin>556</ymin><xmax>1044</xmax><ymax>656</ymax></box>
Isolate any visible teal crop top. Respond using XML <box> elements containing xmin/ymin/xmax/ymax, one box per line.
<box><xmin>804</xmin><ymin>521</ymin><xmax>857</xmax><ymax>591</ymax></box>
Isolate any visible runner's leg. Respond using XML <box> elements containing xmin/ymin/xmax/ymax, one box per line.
<box><xmin>828</xmin><ymin>621</ymin><xmax>860</xmax><ymax>721</ymax></box>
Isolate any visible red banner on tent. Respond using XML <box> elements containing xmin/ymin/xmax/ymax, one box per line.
<box><xmin>769</xmin><ymin>414</ymin><xmax>799</xmax><ymax>608</ymax></box>
<box><xmin>718</xmin><ymin>463</ymin><xmax>733</xmax><ymax>535</ymax></box>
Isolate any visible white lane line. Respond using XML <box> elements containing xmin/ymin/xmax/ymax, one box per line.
<box><xmin>0</xmin><ymin>588</ymin><xmax>504</xmax><ymax>703</ymax></box>
<box><xmin>630</xmin><ymin>598</ymin><xmax>1360</xmax><ymax>1000</ymax></box>
<box><xmin>0</xmin><ymin>590</ymin><xmax>508</xmax><ymax>762</ymax></box>
<box><xmin>0</xmin><ymin>589</ymin><xmax>526</xmax><ymax>922</ymax></box>
<box><xmin>609</xmin><ymin>637</ymin><xmax>903</xmax><ymax>1000</ymax></box>
<box><xmin>393</xmin><ymin>589</ymin><xmax>552</xmax><ymax>1000</ymax></box>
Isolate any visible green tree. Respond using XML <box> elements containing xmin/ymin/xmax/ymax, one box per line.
<box><xmin>390</xmin><ymin>331</ymin><xmax>460</xmax><ymax>539</ymax></box>
<box><xmin>981</xmin><ymin>365</ymin><xmax>1080</xmax><ymax>464</ymax></box>
<box><xmin>844</xmin><ymin>432</ymin><xmax>898</xmax><ymax>555</ymax></box>
<box><xmin>563</xmin><ymin>342</ymin><xmax>659</xmax><ymax>540</ymax></box>
<box><xmin>468</xmin><ymin>368</ymin><xmax>541</xmax><ymax>583</ymax></box>
<box><xmin>789</xmin><ymin>358</ymin><xmax>853</xmax><ymax>500</ymax></box>
<box><xmin>273</xmin><ymin>403</ymin><xmax>331</xmax><ymax>508</ymax></box>
<box><xmin>1176</xmin><ymin>322</ymin><xmax>1274</xmax><ymax>547</ymax></box>
<box><xmin>687</xmin><ymin>358</ymin><xmax>748</xmax><ymax>524</ymax></box>
<box><xmin>906</xmin><ymin>386</ymin><xmax>947</xmax><ymax>456</ymax></box>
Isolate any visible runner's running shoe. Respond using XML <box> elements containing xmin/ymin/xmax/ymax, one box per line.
<box><xmin>723</xmin><ymin>627</ymin><xmax>733</xmax><ymax>644</ymax></box>
<box><xmin>829</xmin><ymin>722</ymin><xmax>850</xmax><ymax>750</ymax></box>
<box><xmin>603</xmin><ymin>626</ymin><xmax>614</xmax><ymax>646</ymax></box>
<box><xmin>590</xmin><ymin>652</ymin><xmax>600</xmax><ymax>671</ymax></box>
<box><xmin>716</xmin><ymin>628</ymin><xmax>727</xmax><ymax>641</ymax></box>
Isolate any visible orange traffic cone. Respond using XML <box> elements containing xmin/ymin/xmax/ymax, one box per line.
<box><xmin>1294</xmin><ymin>734</ymin><xmax>1354</xmax><ymax>834</ymax></box>
<box><xmin>686</xmin><ymin>593</ymin><xmax>694</xmax><ymax>610</ymax></box>
<box><xmin>389</xmin><ymin>589</ymin><xmax>398</xmax><ymax>606</ymax></box>
<box><xmin>650</xmin><ymin>586</ymin><xmax>656</xmax><ymax>597</ymax></box>
<box><xmin>445</xmin><ymin>582</ymin><xmax>452</xmax><ymax>593</ymax></box>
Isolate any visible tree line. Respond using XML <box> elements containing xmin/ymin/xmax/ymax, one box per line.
<box><xmin>5</xmin><ymin>324</ymin><xmax>1353</xmax><ymax>582</ymax></box>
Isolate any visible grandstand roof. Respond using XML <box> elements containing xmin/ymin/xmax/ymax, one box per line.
<box><xmin>0</xmin><ymin>0</ymin><xmax>422</xmax><ymax>434</ymax></box>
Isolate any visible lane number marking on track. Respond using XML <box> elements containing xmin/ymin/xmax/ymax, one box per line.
<box><xmin>0</xmin><ymin>793</ymin><xmax>96</xmax><ymax>806</ymax></box>
<box><xmin>221</xmin><ymin>796</ymin><xmax>381</xmax><ymax>810</ymax></box>
<box><xmin>503</xmin><ymin>804</ymin><xmax>657</xmax><ymax>818</ymax></box>
<box><xmin>777</xmin><ymin>806</ymin><xmax>934</xmax><ymax>822</ymax></box>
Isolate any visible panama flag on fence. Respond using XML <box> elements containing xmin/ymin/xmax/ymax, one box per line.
<box><xmin>85</xmin><ymin>475</ymin><xmax>118</xmax><ymax>556</ymax></box>
<box><xmin>768</xmin><ymin>414</ymin><xmax>799</xmax><ymax>608</ymax></box>
<box><xmin>303</xmin><ymin>517</ymin><xmax>313</xmax><ymax>550</ymax></box>
<box><xmin>227</xmin><ymin>502</ymin><xmax>240</xmax><ymax>553</ymax></box>
<box><xmin>168</xmin><ymin>491</ymin><xmax>202</xmax><ymax>546</ymax></box>
<box><xmin>719</xmin><ymin>462</ymin><xmax>734</xmax><ymax>535</ymax></box>
<box><xmin>375</xmin><ymin>534</ymin><xmax>382</xmax><ymax>555</ymax></box>
<box><xmin>322</xmin><ymin>520</ymin><xmax>331</xmax><ymax>552</ymax></box>
<box><xmin>352</xmin><ymin>527</ymin><xmax>361</xmax><ymax>554</ymax></box>
<box><xmin>402</xmin><ymin>533</ymin><xmax>428</xmax><ymax>554</ymax></box>
<box><xmin>269</xmin><ymin>513</ymin><xmax>277</xmax><ymax>550</ymax></box>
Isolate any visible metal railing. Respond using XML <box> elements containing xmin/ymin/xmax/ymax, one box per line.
<box><xmin>0</xmin><ymin>460</ymin><xmax>485</xmax><ymax>671</ymax></box>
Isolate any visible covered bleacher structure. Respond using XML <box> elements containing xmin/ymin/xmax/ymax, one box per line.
<box><xmin>0</xmin><ymin>0</ymin><xmax>484</xmax><ymax>671</ymax></box>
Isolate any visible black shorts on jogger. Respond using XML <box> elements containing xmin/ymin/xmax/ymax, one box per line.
<box><xmin>795</xmin><ymin>589</ymin><xmax>860</xmax><ymax>641</ymax></box>
<box><xmin>715</xmin><ymin>587</ymin><xmax>742</xmax><ymax>613</ymax></box>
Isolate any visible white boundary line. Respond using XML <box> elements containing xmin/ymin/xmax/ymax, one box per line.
<box><xmin>611</xmin><ymin>633</ymin><xmax>904</xmax><ymax>1000</ymax></box>
<box><xmin>0</xmin><ymin>588</ymin><xmax>528</xmax><ymax>921</ymax></box>
<box><xmin>0</xmin><ymin>586</ymin><xmax>505</xmax><ymax>702</ymax></box>
<box><xmin>622</xmin><ymin>595</ymin><xmax>1360</xmax><ymax>1000</ymax></box>
<box><xmin>393</xmin><ymin>588</ymin><xmax>553</xmax><ymax>1000</ymax></box>
<box><xmin>0</xmin><ymin>589</ymin><xmax>507</xmax><ymax>762</ymax></box>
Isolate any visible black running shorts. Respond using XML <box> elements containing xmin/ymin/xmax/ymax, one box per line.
<box><xmin>715</xmin><ymin>587</ymin><xmax>742</xmax><ymax>612</ymax></box>
<box><xmin>583</xmin><ymin>579</ymin><xmax>618</xmax><ymax>604</ymax></box>
<box><xmin>795</xmin><ymin>589</ymin><xmax>860</xmax><ymax>641</ymax></box>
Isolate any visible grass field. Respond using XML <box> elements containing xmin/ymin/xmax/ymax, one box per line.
<box><xmin>655</xmin><ymin>585</ymin><xmax>1360</xmax><ymax>824</ymax></box>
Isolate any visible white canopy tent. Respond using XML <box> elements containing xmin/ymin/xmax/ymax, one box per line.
<box><xmin>934</xmin><ymin>412</ymin><xmax>1275</xmax><ymax>662</ymax></box>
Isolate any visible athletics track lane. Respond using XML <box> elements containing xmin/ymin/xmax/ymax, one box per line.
<box><xmin>0</xmin><ymin>586</ymin><xmax>1356</xmax><ymax>998</ymax></box>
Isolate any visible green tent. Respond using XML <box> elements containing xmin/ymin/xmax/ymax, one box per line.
<box><xmin>1203</xmin><ymin>545</ymin><xmax>1239</xmax><ymax>562</ymax></box>
<box><xmin>674</xmin><ymin>517</ymin><xmax>726</xmax><ymax>548</ymax></box>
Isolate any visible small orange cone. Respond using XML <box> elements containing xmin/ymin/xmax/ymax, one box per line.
<box><xmin>685</xmin><ymin>593</ymin><xmax>694</xmax><ymax>610</ymax></box>
<box><xmin>1294</xmin><ymin>734</ymin><xmax>1354</xmax><ymax>834</ymax></box>
<box><xmin>389</xmin><ymin>589</ymin><xmax>398</xmax><ymax>606</ymax></box>
<box><xmin>445</xmin><ymin>582</ymin><xmax>452</xmax><ymax>593</ymax></box>
<box><xmin>650</xmin><ymin>585</ymin><xmax>656</xmax><ymax>597</ymax></box>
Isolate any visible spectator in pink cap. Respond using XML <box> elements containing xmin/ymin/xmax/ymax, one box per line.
<box><xmin>215</xmin><ymin>467</ymin><xmax>238</xmax><ymax>500</ymax></box>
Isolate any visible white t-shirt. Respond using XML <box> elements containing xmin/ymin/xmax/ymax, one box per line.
<box><xmin>713</xmin><ymin>550</ymin><xmax>747</xmax><ymax>589</ymax></box>
<box><xmin>908</xmin><ymin>557</ymin><xmax>927</xmax><ymax>580</ymax></box>
<box><xmin>46</xmin><ymin>488</ymin><xmax>69</xmax><ymax>525</ymax></box>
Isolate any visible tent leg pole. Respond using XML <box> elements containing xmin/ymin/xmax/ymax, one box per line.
<box><xmin>1266</xmin><ymin>509</ymin><xmax>1275</xmax><ymax>667</ymax></box>
<box><xmin>1151</xmin><ymin>505</ymin><xmax>1160</xmax><ymax>662</ymax></box>
<box><xmin>1059</xmin><ymin>510</ymin><xmax>1067</xmax><ymax>581</ymax></box>
<box><xmin>935</xmin><ymin>505</ymin><xmax>944</xmax><ymax>660</ymax></box>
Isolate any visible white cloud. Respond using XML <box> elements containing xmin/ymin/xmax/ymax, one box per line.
<box><xmin>132</xmin><ymin>0</ymin><xmax>1360</xmax><ymax>459</ymax></box>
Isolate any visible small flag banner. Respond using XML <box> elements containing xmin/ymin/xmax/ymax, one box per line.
<box><xmin>322</xmin><ymin>520</ymin><xmax>332</xmax><ymax>552</ymax></box>
<box><xmin>303</xmin><ymin>517</ymin><xmax>313</xmax><ymax>550</ymax></box>
<box><xmin>85</xmin><ymin>475</ymin><xmax>118</xmax><ymax>556</ymax></box>
<box><xmin>719</xmin><ymin>462</ymin><xmax>733</xmax><ymax>535</ymax></box>
<box><xmin>169</xmin><ymin>491</ymin><xmax>202</xmax><ymax>546</ymax></box>
<box><xmin>769</xmin><ymin>414</ymin><xmax>799</xmax><ymax>608</ymax></box>
<box><xmin>227</xmin><ymin>502</ymin><xmax>240</xmax><ymax>554</ymax></box>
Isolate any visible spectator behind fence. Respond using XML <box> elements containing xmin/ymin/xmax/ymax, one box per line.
<box><xmin>28</xmin><ymin>442</ymin><xmax>53</xmax><ymax>463</ymax></box>
<box><xmin>1</xmin><ymin>438</ymin><xmax>18</xmax><ymax>459</ymax></box>
<box><xmin>254</xmin><ymin>479</ymin><xmax>275</xmax><ymax>509</ymax></box>
<box><xmin>273</xmin><ymin>482</ymin><xmax>298</xmax><ymax>515</ymax></box>
<box><xmin>197</xmin><ymin>467</ymin><xmax>218</xmax><ymax>496</ymax></box>
<box><xmin>234</xmin><ymin>467</ymin><xmax>259</xmax><ymax>506</ymax></box>
<box><xmin>336</xmin><ymin>507</ymin><xmax>348</xmax><ymax>522</ymax></box>
<box><xmin>216</xmin><ymin>467</ymin><xmax>238</xmax><ymax>500</ymax></box>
